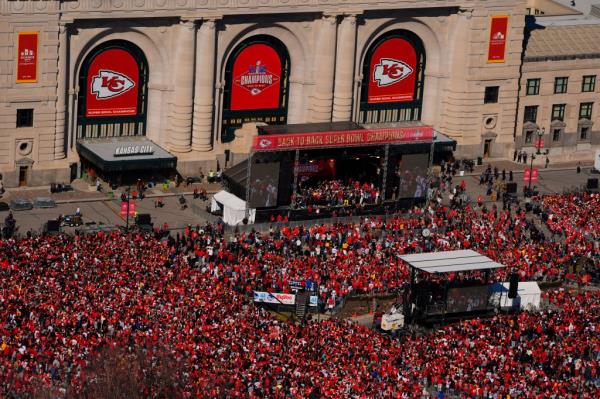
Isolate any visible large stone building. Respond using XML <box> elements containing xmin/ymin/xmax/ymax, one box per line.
<box><xmin>0</xmin><ymin>0</ymin><xmax>555</xmax><ymax>187</ymax></box>
<box><xmin>516</xmin><ymin>1</ymin><xmax>600</xmax><ymax>165</ymax></box>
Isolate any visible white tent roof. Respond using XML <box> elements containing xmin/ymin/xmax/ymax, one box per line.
<box><xmin>400</xmin><ymin>250</ymin><xmax>505</xmax><ymax>273</ymax></box>
<box><xmin>213</xmin><ymin>190</ymin><xmax>246</xmax><ymax>211</ymax></box>
<box><xmin>490</xmin><ymin>281</ymin><xmax>541</xmax><ymax>295</ymax></box>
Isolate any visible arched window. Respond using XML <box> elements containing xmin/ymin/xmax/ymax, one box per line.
<box><xmin>76</xmin><ymin>40</ymin><xmax>149</xmax><ymax>139</ymax></box>
<box><xmin>221</xmin><ymin>35</ymin><xmax>290</xmax><ymax>143</ymax></box>
<box><xmin>359</xmin><ymin>30</ymin><xmax>425</xmax><ymax>124</ymax></box>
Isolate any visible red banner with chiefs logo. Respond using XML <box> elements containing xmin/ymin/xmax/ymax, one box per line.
<box><xmin>230</xmin><ymin>43</ymin><xmax>282</xmax><ymax>111</ymax></box>
<box><xmin>16</xmin><ymin>32</ymin><xmax>38</xmax><ymax>83</ymax></box>
<box><xmin>252</xmin><ymin>126</ymin><xmax>433</xmax><ymax>151</ymax></box>
<box><xmin>86</xmin><ymin>48</ymin><xmax>139</xmax><ymax>117</ymax></box>
<box><xmin>368</xmin><ymin>37</ymin><xmax>417</xmax><ymax>104</ymax></box>
<box><xmin>487</xmin><ymin>16</ymin><xmax>509</xmax><ymax>63</ymax></box>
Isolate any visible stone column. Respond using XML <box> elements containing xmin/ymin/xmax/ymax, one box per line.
<box><xmin>54</xmin><ymin>22</ymin><xmax>68</xmax><ymax>159</ymax></box>
<box><xmin>192</xmin><ymin>19</ymin><xmax>217</xmax><ymax>152</ymax></box>
<box><xmin>169</xmin><ymin>19</ymin><xmax>196</xmax><ymax>153</ymax></box>
<box><xmin>310</xmin><ymin>14</ymin><xmax>337</xmax><ymax>123</ymax></box>
<box><xmin>332</xmin><ymin>14</ymin><xmax>357</xmax><ymax>122</ymax></box>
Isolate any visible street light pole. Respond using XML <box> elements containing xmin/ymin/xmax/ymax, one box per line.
<box><xmin>125</xmin><ymin>185</ymin><xmax>131</xmax><ymax>230</ymax></box>
<box><xmin>536</xmin><ymin>127</ymin><xmax>545</xmax><ymax>155</ymax></box>
<box><xmin>528</xmin><ymin>153</ymin><xmax>536</xmax><ymax>194</ymax></box>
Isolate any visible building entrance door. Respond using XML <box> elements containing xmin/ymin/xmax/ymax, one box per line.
<box><xmin>484</xmin><ymin>139</ymin><xmax>492</xmax><ymax>158</ymax></box>
<box><xmin>18</xmin><ymin>166</ymin><xmax>28</xmax><ymax>186</ymax></box>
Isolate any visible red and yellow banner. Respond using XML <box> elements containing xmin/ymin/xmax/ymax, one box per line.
<box><xmin>252</xmin><ymin>126</ymin><xmax>434</xmax><ymax>151</ymax></box>
<box><xmin>16</xmin><ymin>32</ymin><xmax>38</xmax><ymax>83</ymax></box>
<box><xmin>487</xmin><ymin>16</ymin><xmax>509</xmax><ymax>63</ymax></box>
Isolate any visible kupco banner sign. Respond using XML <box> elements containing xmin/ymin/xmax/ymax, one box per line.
<box><xmin>253</xmin><ymin>291</ymin><xmax>295</xmax><ymax>305</ymax></box>
<box><xmin>252</xmin><ymin>126</ymin><xmax>433</xmax><ymax>151</ymax></box>
<box><xmin>487</xmin><ymin>16</ymin><xmax>509</xmax><ymax>63</ymax></box>
<box><xmin>16</xmin><ymin>32</ymin><xmax>38</xmax><ymax>83</ymax></box>
<box><xmin>86</xmin><ymin>48</ymin><xmax>139</xmax><ymax>117</ymax></box>
<box><xmin>231</xmin><ymin>43</ymin><xmax>282</xmax><ymax>111</ymax></box>
<box><xmin>368</xmin><ymin>37</ymin><xmax>417</xmax><ymax>104</ymax></box>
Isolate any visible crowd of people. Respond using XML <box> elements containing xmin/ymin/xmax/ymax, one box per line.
<box><xmin>0</xmin><ymin>191</ymin><xmax>599</xmax><ymax>397</ymax></box>
<box><xmin>294</xmin><ymin>179</ymin><xmax>380</xmax><ymax>209</ymax></box>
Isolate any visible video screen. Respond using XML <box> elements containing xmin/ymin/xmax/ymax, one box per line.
<box><xmin>446</xmin><ymin>286</ymin><xmax>490</xmax><ymax>313</ymax></box>
<box><xmin>397</xmin><ymin>153</ymin><xmax>429</xmax><ymax>198</ymax></box>
<box><xmin>249</xmin><ymin>162</ymin><xmax>280</xmax><ymax>208</ymax></box>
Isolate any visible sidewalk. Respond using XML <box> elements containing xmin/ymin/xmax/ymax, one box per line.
<box><xmin>1</xmin><ymin>180</ymin><xmax>222</xmax><ymax>204</ymax></box>
<box><xmin>464</xmin><ymin>158</ymin><xmax>594</xmax><ymax>176</ymax></box>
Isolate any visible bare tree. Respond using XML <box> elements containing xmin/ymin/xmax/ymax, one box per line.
<box><xmin>31</xmin><ymin>346</ymin><xmax>187</xmax><ymax>399</ymax></box>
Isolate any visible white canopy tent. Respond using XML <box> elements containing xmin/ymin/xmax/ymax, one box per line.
<box><xmin>211</xmin><ymin>190</ymin><xmax>255</xmax><ymax>226</ymax></box>
<box><xmin>490</xmin><ymin>281</ymin><xmax>541</xmax><ymax>310</ymax></box>
<box><xmin>400</xmin><ymin>250</ymin><xmax>505</xmax><ymax>274</ymax></box>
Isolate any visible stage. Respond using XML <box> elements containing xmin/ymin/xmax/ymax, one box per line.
<box><xmin>223</xmin><ymin>122</ymin><xmax>455</xmax><ymax>223</ymax></box>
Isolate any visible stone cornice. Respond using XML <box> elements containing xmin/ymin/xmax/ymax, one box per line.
<box><xmin>1</xmin><ymin>0</ymin><xmax>466</xmax><ymax>18</ymax></box>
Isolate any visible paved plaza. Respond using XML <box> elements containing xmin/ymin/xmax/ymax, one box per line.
<box><xmin>0</xmin><ymin>161</ymin><xmax>598</xmax><ymax>233</ymax></box>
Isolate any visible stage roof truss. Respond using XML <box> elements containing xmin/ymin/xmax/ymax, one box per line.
<box><xmin>400</xmin><ymin>250</ymin><xmax>505</xmax><ymax>274</ymax></box>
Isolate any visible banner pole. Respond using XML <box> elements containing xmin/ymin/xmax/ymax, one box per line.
<box><xmin>245</xmin><ymin>152</ymin><xmax>252</xmax><ymax>220</ymax></box>
<box><xmin>292</xmin><ymin>149</ymin><xmax>300</xmax><ymax>208</ymax></box>
<box><xmin>381</xmin><ymin>144</ymin><xmax>390</xmax><ymax>202</ymax></box>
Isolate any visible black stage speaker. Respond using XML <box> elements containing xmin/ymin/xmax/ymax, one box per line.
<box><xmin>508</xmin><ymin>272</ymin><xmax>519</xmax><ymax>299</ymax></box>
<box><xmin>46</xmin><ymin>219</ymin><xmax>60</xmax><ymax>233</ymax></box>
<box><xmin>587</xmin><ymin>178</ymin><xmax>598</xmax><ymax>190</ymax></box>
<box><xmin>506</xmin><ymin>182</ymin><xmax>517</xmax><ymax>194</ymax></box>
<box><xmin>136</xmin><ymin>213</ymin><xmax>152</xmax><ymax>225</ymax></box>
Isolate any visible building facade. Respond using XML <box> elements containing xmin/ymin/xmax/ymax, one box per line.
<box><xmin>516</xmin><ymin>21</ymin><xmax>600</xmax><ymax>164</ymax></box>
<box><xmin>1</xmin><ymin>0</ymin><xmax>527</xmax><ymax>187</ymax></box>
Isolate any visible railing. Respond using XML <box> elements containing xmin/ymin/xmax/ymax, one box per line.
<box><xmin>224</xmin><ymin>210</ymin><xmax>432</xmax><ymax>234</ymax></box>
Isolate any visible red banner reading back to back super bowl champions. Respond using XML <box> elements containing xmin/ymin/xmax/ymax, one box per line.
<box><xmin>86</xmin><ymin>48</ymin><xmax>139</xmax><ymax>117</ymax></box>
<box><xmin>253</xmin><ymin>126</ymin><xmax>433</xmax><ymax>151</ymax></box>
<box><xmin>230</xmin><ymin>43</ymin><xmax>282</xmax><ymax>111</ymax></box>
<box><xmin>368</xmin><ymin>37</ymin><xmax>417</xmax><ymax>104</ymax></box>
<box><xmin>16</xmin><ymin>32</ymin><xmax>38</xmax><ymax>83</ymax></box>
<box><xmin>487</xmin><ymin>16</ymin><xmax>509</xmax><ymax>63</ymax></box>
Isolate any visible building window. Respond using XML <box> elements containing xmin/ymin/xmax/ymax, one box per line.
<box><xmin>579</xmin><ymin>102</ymin><xmax>593</xmax><ymax>119</ymax></box>
<box><xmin>526</xmin><ymin>78</ymin><xmax>540</xmax><ymax>95</ymax></box>
<box><xmin>16</xmin><ymin>109</ymin><xmax>33</xmax><ymax>128</ymax></box>
<box><xmin>582</xmin><ymin>75</ymin><xmax>596</xmax><ymax>92</ymax></box>
<box><xmin>525</xmin><ymin>130</ymin><xmax>534</xmax><ymax>144</ymax></box>
<box><xmin>580</xmin><ymin>126</ymin><xmax>589</xmax><ymax>140</ymax></box>
<box><xmin>552</xmin><ymin>128</ymin><xmax>561</xmax><ymax>142</ymax></box>
<box><xmin>554</xmin><ymin>77</ymin><xmax>568</xmax><ymax>94</ymax></box>
<box><xmin>523</xmin><ymin>105</ymin><xmax>538</xmax><ymax>123</ymax></box>
<box><xmin>551</xmin><ymin>104</ymin><xmax>566</xmax><ymax>121</ymax></box>
<box><xmin>484</xmin><ymin>86</ymin><xmax>499</xmax><ymax>104</ymax></box>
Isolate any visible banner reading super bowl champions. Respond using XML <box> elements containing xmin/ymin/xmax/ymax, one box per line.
<box><xmin>86</xmin><ymin>48</ymin><xmax>140</xmax><ymax>117</ymax></box>
<box><xmin>231</xmin><ymin>43</ymin><xmax>282</xmax><ymax>111</ymax></box>
<box><xmin>487</xmin><ymin>16</ymin><xmax>509</xmax><ymax>63</ymax></box>
<box><xmin>368</xmin><ymin>37</ymin><xmax>417</xmax><ymax>104</ymax></box>
<box><xmin>16</xmin><ymin>32</ymin><xmax>38</xmax><ymax>83</ymax></box>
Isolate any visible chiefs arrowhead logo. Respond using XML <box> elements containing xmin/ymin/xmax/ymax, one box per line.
<box><xmin>258</xmin><ymin>138</ymin><xmax>272</xmax><ymax>148</ymax></box>
<box><xmin>91</xmin><ymin>70</ymin><xmax>135</xmax><ymax>100</ymax></box>
<box><xmin>373</xmin><ymin>58</ymin><xmax>413</xmax><ymax>87</ymax></box>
